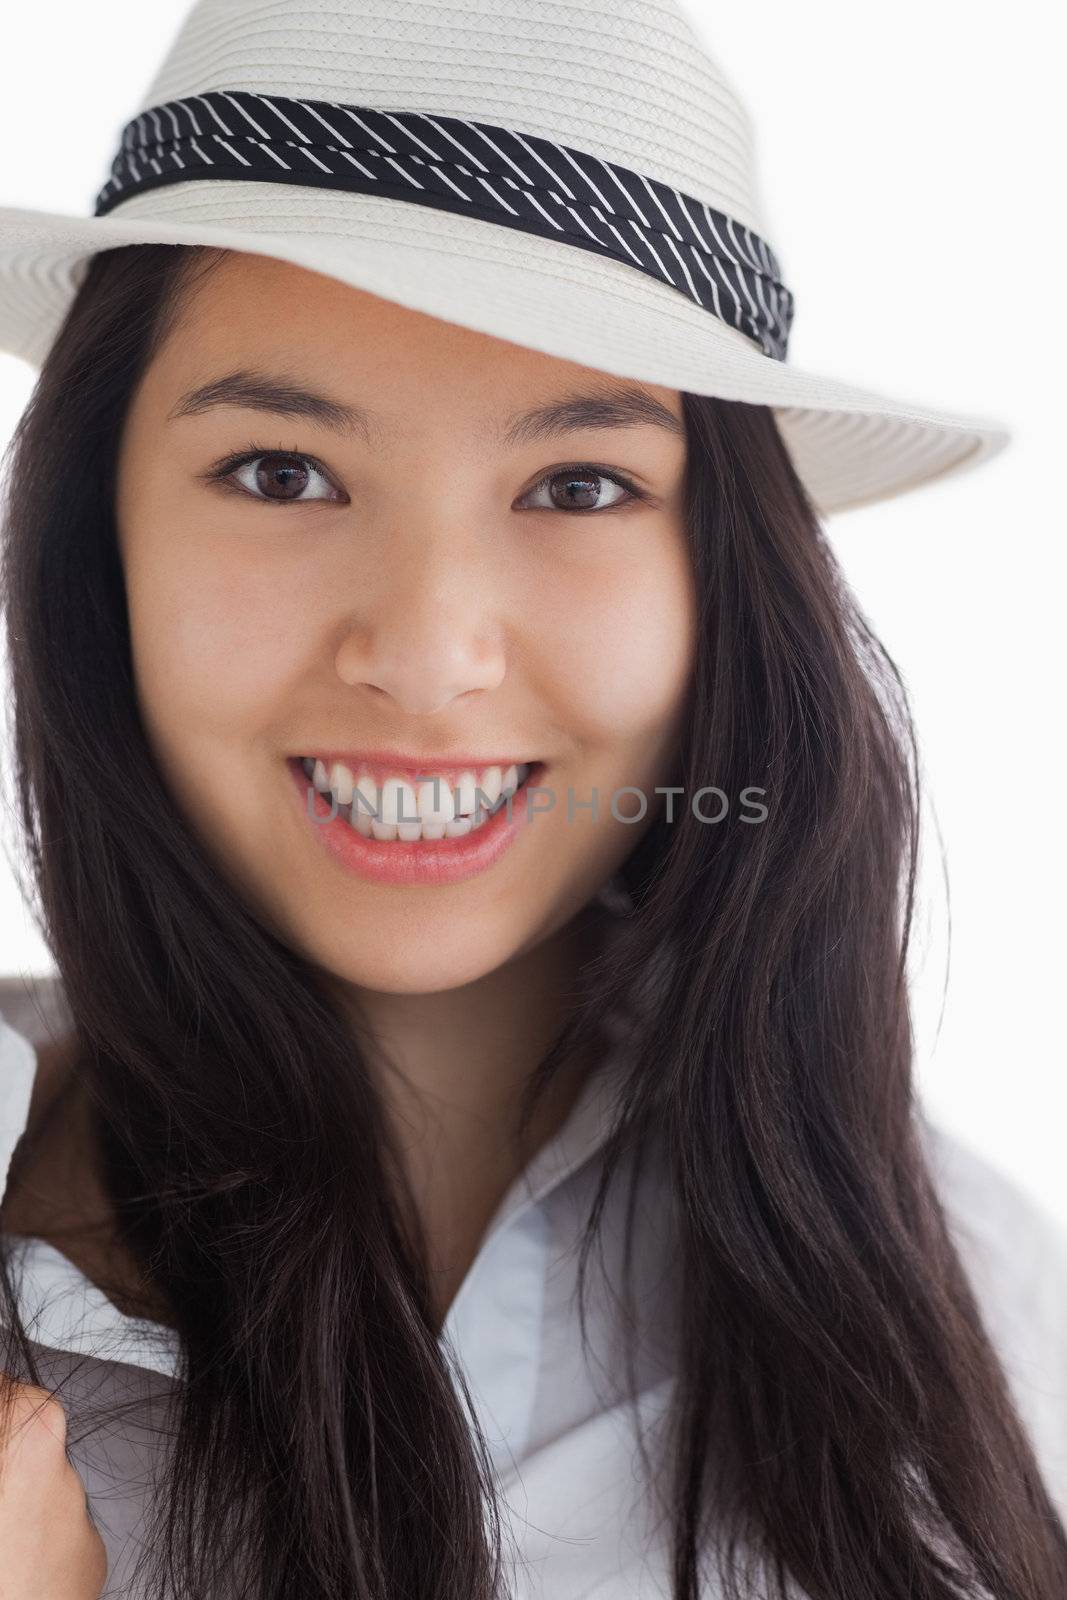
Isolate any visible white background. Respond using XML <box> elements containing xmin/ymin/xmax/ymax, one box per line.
<box><xmin>0</xmin><ymin>3</ymin><xmax>1063</xmax><ymax>1224</ymax></box>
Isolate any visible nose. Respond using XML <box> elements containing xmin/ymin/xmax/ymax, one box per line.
<box><xmin>332</xmin><ymin>528</ymin><xmax>507</xmax><ymax>716</ymax></box>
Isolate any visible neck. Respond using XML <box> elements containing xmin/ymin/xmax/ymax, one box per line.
<box><xmin>326</xmin><ymin>897</ymin><xmax>615</xmax><ymax>1325</ymax></box>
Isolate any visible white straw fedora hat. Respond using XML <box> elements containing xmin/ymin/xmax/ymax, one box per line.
<box><xmin>0</xmin><ymin>0</ymin><xmax>1010</xmax><ymax>518</ymax></box>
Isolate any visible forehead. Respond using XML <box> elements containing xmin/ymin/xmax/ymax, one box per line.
<box><xmin>153</xmin><ymin>249</ymin><xmax>686</xmax><ymax>446</ymax></box>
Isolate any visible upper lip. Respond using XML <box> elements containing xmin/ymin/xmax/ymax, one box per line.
<box><xmin>294</xmin><ymin>749</ymin><xmax>542</xmax><ymax>781</ymax></box>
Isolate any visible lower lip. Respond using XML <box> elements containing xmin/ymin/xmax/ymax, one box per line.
<box><xmin>287</xmin><ymin>758</ymin><xmax>546</xmax><ymax>886</ymax></box>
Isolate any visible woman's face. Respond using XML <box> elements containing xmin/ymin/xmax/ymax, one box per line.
<box><xmin>116</xmin><ymin>250</ymin><xmax>696</xmax><ymax>994</ymax></box>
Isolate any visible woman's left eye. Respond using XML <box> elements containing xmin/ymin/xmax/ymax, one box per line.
<box><xmin>521</xmin><ymin>467</ymin><xmax>642</xmax><ymax>514</ymax></box>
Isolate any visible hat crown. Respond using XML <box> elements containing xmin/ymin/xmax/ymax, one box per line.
<box><xmin>138</xmin><ymin>0</ymin><xmax>770</xmax><ymax>238</ymax></box>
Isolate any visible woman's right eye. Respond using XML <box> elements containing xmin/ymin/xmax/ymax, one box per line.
<box><xmin>214</xmin><ymin>451</ymin><xmax>347</xmax><ymax>504</ymax></box>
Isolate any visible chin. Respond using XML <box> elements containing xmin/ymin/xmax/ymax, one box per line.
<box><xmin>299</xmin><ymin>922</ymin><xmax>530</xmax><ymax>999</ymax></box>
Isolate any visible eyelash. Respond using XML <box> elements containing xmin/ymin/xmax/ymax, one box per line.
<box><xmin>202</xmin><ymin>443</ymin><xmax>649</xmax><ymax>513</ymax></box>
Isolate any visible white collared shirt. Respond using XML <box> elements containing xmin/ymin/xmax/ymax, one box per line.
<box><xmin>2</xmin><ymin>971</ymin><xmax>1066</xmax><ymax>1598</ymax></box>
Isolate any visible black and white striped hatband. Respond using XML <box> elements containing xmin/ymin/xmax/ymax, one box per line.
<box><xmin>93</xmin><ymin>89</ymin><xmax>795</xmax><ymax>364</ymax></box>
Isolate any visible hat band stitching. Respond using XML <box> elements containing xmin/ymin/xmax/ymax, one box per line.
<box><xmin>93</xmin><ymin>89</ymin><xmax>794</xmax><ymax>361</ymax></box>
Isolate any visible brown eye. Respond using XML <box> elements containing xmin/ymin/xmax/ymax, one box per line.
<box><xmin>255</xmin><ymin>454</ymin><xmax>310</xmax><ymax>499</ymax></box>
<box><xmin>524</xmin><ymin>467</ymin><xmax>637</xmax><ymax>514</ymax></box>
<box><xmin>224</xmin><ymin>452</ymin><xmax>344</xmax><ymax>503</ymax></box>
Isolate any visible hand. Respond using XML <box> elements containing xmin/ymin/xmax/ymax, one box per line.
<box><xmin>0</xmin><ymin>1379</ymin><xmax>108</xmax><ymax>1599</ymax></box>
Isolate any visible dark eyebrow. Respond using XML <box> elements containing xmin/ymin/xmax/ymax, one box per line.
<box><xmin>167</xmin><ymin>369</ymin><xmax>686</xmax><ymax>447</ymax></box>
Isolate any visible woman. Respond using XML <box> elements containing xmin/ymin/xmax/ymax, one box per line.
<box><xmin>0</xmin><ymin>2</ymin><xmax>1064</xmax><ymax>1598</ymax></box>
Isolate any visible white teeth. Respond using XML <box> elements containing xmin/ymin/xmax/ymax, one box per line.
<box><xmin>379</xmin><ymin>777</ymin><xmax>417</xmax><ymax>828</ymax></box>
<box><xmin>416</xmin><ymin>778</ymin><xmax>456</xmax><ymax>827</ymax></box>
<box><xmin>480</xmin><ymin>765</ymin><xmax>503</xmax><ymax>806</ymax></box>
<box><xmin>454</xmin><ymin>770</ymin><xmax>478</xmax><ymax>816</ymax></box>
<box><xmin>299</xmin><ymin>756</ymin><xmax>535</xmax><ymax>841</ymax></box>
<box><xmin>351</xmin><ymin>772</ymin><xmax>378</xmax><ymax>836</ymax></box>
<box><xmin>328</xmin><ymin>761</ymin><xmax>354</xmax><ymax>806</ymax></box>
<box><xmin>415</xmin><ymin>817</ymin><xmax>448</xmax><ymax>840</ymax></box>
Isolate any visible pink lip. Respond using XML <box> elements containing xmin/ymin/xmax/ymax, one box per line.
<box><xmin>286</xmin><ymin>757</ymin><xmax>546</xmax><ymax>886</ymax></box>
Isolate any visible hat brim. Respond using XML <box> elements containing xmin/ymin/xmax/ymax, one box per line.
<box><xmin>0</xmin><ymin>182</ymin><xmax>1011</xmax><ymax>518</ymax></box>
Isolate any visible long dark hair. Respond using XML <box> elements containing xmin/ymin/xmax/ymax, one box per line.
<box><xmin>0</xmin><ymin>243</ymin><xmax>1063</xmax><ymax>1600</ymax></box>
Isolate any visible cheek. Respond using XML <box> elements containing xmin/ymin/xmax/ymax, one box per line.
<box><xmin>121</xmin><ymin>511</ymin><xmax>297</xmax><ymax>745</ymax></box>
<box><xmin>537</xmin><ymin>542</ymin><xmax>697</xmax><ymax>747</ymax></box>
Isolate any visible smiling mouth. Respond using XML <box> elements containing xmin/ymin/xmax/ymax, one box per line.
<box><xmin>294</xmin><ymin>757</ymin><xmax>545</xmax><ymax>841</ymax></box>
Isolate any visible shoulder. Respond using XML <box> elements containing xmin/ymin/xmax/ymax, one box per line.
<box><xmin>919</xmin><ymin>1114</ymin><xmax>1067</xmax><ymax>1519</ymax></box>
<box><xmin>920</xmin><ymin>1115</ymin><xmax>1067</xmax><ymax>1310</ymax></box>
<box><xmin>1</xmin><ymin>984</ymin><xmax>41</xmax><ymax>1197</ymax></box>
<box><xmin>0</xmin><ymin>972</ymin><xmax>71</xmax><ymax>1043</ymax></box>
